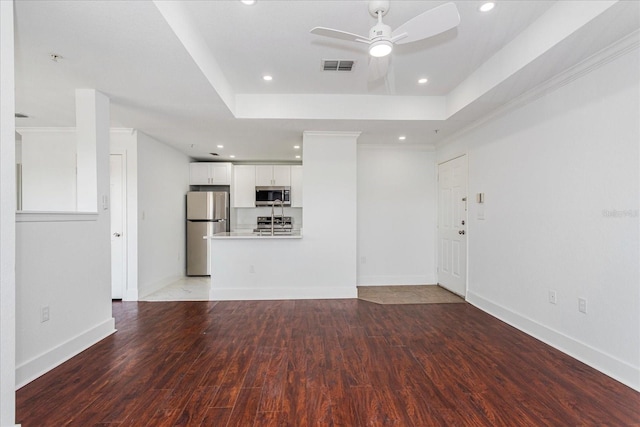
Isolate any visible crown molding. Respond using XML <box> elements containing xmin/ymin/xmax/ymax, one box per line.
<box><xmin>437</xmin><ymin>30</ymin><xmax>640</xmax><ymax>150</ymax></box>
<box><xmin>358</xmin><ymin>143</ymin><xmax>435</xmax><ymax>152</ymax></box>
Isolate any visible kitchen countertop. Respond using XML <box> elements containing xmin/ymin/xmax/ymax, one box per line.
<box><xmin>207</xmin><ymin>230</ymin><xmax>302</xmax><ymax>239</ymax></box>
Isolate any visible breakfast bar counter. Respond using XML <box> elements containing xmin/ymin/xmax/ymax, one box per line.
<box><xmin>205</xmin><ymin>228</ymin><xmax>356</xmax><ymax>301</ymax></box>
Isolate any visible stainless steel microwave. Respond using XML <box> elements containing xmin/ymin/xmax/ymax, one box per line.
<box><xmin>255</xmin><ymin>186</ymin><xmax>291</xmax><ymax>206</ymax></box>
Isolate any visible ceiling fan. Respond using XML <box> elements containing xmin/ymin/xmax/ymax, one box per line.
<box><xmin>310</xmin><ymin>1</ymin><xmax>460</xmax><ymax>83</ymax></box>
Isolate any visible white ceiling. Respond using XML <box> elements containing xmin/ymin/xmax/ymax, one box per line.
<box><xmin>13</xmin><ymin>0</ymin><xmax>640</xmax><ymax>162</ymax></box>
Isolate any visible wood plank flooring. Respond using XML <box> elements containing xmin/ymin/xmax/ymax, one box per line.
<box><xmin>17</xmin><ymin>300</ymin><xmax>640</xmax><ymax>426</ymax></box>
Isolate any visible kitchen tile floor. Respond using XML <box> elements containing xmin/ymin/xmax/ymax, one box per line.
<box><xmin>142</xmin><ymin>281</ymin><xmax>464</xmax><ymax>303</ymax></box>
<box><xmin>357</xmin><ymin>284</ymin><xmax>465</xmax><ymax>304</ymax></box>
<box><xmin>141</xmin><ymin>277</ymin><xmax>210</xmax><ymax>301</ymax></box>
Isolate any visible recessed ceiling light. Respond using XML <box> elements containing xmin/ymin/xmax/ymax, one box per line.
<box><xmin>418</xmin><ymin>78</ymin><xmax>428</xmax><ymax>84</ymax></box>
<box><xmin>398</xmin><ymin>136</ymin><xmax>406</xmax><ymax>141</ymax></box>
<box><xmin>217</xmin><ymin>144</ymin><xmax>224</xmax><ymax>149</ymax></box>
<box><xmin>263</xmin><ymin>75</ymin><xmax>273</xmax><ymax>81</ymax></box>
<box><xmin>293</xmin><ymin>145</ymin><xmax>300</xmax><ymax>149</ymax></box>
<box><xmin>240</xmin><ymin>0</ymin><xmax>256</xmax><ymax>5</ymax></box>
<box><xmin>229</xmin><ymin>155</ymin><xmax>236</xmax><ymax>158</ymax></box>
<box><xmin>479</xmin><ymin>2</ymin><xmax>495</xmax><ymax>12</ymax></box>
<box><xmin>295</xmin><ymin>155</ymin><xmax>301</xmax><ymax>159</ymax></box>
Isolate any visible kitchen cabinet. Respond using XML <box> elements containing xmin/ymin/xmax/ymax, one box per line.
<box><xmin>190</xmin><ymin>162</ymin><xmax>233</xmax><ymax>185</ymax></box>
<box><xmin>233</xmin><ymin>165</ymin><xmax>256</xmax><ymax>208</ymax></box>
<box><xmin>291</xmin><ymin>165</ymin><xmax>303</xmax><ymax>208</ymax></box>
<box><xmin>255</xmin><ymin>165</ymin><xmax>291</xmax><ymax>186</ymax></box>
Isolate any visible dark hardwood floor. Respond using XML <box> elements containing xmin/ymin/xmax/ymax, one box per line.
<box><xmin>17</xmin><ymin>299</ymin><xmax>640</xmax><ymax>426</ymax></box>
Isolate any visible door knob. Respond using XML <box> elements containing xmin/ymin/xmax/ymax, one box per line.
<box><xmin>458</xmin><ymin>230</ymin><xmax>465</xmax><ymax>235</ymax></box>
<box><xmin>113</xmin><ymin>232</ymin><xmax>121</xmax><ymax>237</ymax></box>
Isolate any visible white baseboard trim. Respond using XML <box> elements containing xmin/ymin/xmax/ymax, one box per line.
<box><xmin>123</xmin><ymin>287</ymin><xmax>139</xmax><ymax>301</ymax></box>
<box><xmin>15</xmin><ymin>318</ymin><xmax>116</xmax><ymax>389</ymax></box>
<box><xmin>138</xmin><ymin>274</ymin><xmax>183</xmax><ymax>299</ymax></box>
<box><xmin>210</xmin><ymin>286</ymin><xmax>357</xmax><ymax>301</ymax></box>
<box><xmin>357</xmin><ymin>275</ymin><xmax>434</xmax><ymax>286</ymax></box>
<box><xmin>467</xmin><ymin>291</ymin><xmax>640</xmax><ymax>392</ymax></box>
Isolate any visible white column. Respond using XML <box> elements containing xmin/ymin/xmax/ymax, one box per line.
<box><xmin>302</xmin><ymin>131</ymin><xmax>360</xmax><ymax>291</ymax></box>
<box><xmin>76</xmin><ymin>89</ymin><xmax>109</xmax><ymax>212</ymax></box>
<box><xmin>0</xmin><ymin>0</ymin><xmax>18</xmax><ymax>425</ymax></box>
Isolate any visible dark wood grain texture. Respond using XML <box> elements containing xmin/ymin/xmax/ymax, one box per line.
<box><xmin>16</xmin><ymin>299</ymin><xmax>640</xmax><ymax>426</ymax></box>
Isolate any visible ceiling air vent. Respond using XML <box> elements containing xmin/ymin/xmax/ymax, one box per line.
<box><xmin>322</xmin><ymin>60</ymin><xmax>355</xmax><ymax>72</ymax></box>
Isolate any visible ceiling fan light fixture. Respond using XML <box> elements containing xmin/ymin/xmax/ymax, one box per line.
<box><xmin>369</xmin><ymin>40</ymin><xmax>392</xmax><ymax>57</ymax></box>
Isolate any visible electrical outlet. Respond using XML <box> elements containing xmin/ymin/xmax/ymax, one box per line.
<box><xmin>41</xmin><ymin>306</ymin><xmax>50</xmax><ymax>323</ymax></box>
<box><xmin>578</xmin><ymin>298</ymin><xmax>587</xmax><ymax>314</ymax></box>
<box><xmin>361</xmin><ymin>256</ymin><xmax>367</xmax><ymax>264</ymax></box>
<box><xmin>249</xmin><ymin>265</ymin><xmax>255</xmax><ymax>273</ymax></box>
<box><xmin>548</xmin><ymin>290</ymin><xmax>557</xmax><ymax>305</ymax></box>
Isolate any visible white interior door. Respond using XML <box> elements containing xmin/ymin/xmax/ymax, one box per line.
<box><xmin>438</xmin><ymin>155</ymin><xmax>468</xmax><ymax>296</ymax></box>
<box><xmin>110</xmin><ymin>154</ymin><xmax>126</xmax><ymax>299</ymax></box>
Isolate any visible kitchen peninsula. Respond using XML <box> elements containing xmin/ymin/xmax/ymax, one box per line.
<box><xmin>206</xmin><ymin>132</ymin><xmax>359</xmax><ymax>302</ymax></box>
<box><xmin>208</xmin><ymin>230</ymin><xmax>348</xmax><ymax>301</ymax></box>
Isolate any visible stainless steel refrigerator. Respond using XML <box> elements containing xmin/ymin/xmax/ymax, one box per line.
<box><xmin>186</xmin><ymin>191</ymin><xmax>229</xmax><ymax>276</ymax></box>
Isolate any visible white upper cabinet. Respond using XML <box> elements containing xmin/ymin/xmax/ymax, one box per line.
<box><xmin>255</xmin><ymin>165</ymin><xmax>291</xmax><ymax>186</ymax></box>
<box><xmin>190</xmin><ymin>163</ymin><xmax>233</xmax><ymax>185</ymax></box>
<box><xmin>233</xmin><ymin>165</ymin><xmax>256</xmax><ymax>208</ymax></box>
<box><xmin>291</xmin><ymin>165</ymin><xmax>303</xmax><ymax>208</ymax></box>
<box><xmin>272</xmin><ymin>166</ymin><xmax>291</xmax><ymax>186</ymax></box>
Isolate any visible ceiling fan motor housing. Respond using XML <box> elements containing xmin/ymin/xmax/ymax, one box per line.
<box><xmin>369</xmin><ymin>0</ymin><xmax>390</xmax><ymax>18</ymax></box>
<box><xmin>369</xmin><ymin>23</ymin><xmax>392</xmax><ymax>41</ymax></box>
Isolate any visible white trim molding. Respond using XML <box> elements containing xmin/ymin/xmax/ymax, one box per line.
<box><xmin>438</xmin><ymin>30</ymin><xmax>640</xmax><ymax>150</ymax></box>
<box><xmin>209</xmin><ymin>286</ymin><xmax>357</xmax><ymax>301</ymax></box>
<box><xmin>15</xmin><ymin>318</ymin><xmax>116</xmax><ymax>389</ymax></box>
<box><xmin>467</xmin><ymin>291</ymin><xmax>640</xmax><ymax>392</ymax></box>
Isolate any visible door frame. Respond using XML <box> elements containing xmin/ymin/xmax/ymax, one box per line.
<box><xmin>110</xmin><ymin>152</ymin><xmax>127</xmax><ymax>299</ymax></box>
<box><xmin>110</xmin><ymin>131</ymin><xmax>139</xmax><ymax>300</ymax></box>
<box><xmin>436</xmin><ymin>153</ymin><xmax>469</xmax><ymax>297</ymax></box>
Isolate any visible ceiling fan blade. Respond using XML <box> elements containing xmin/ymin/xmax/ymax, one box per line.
<box><xmin>368</xmin><ymin>55</ymin><xmax>390</xmax><ymax>82</ymax></box>
<box><xmin>392</xmin><ymin>2</ymin><xmax>460</xmax><ymax>45</ymax></box>
<box><xmin>310</xmin><ymin>27</ymin><xmax>370</xmax><ymax>44</ymax></box>
<box><xmin>384</xmin><ymin>61</ymin><xmax>396</xmax><ymax>95</ymax></box>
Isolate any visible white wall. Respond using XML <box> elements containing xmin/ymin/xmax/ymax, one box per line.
<box><xmin>0</xmin><ymin>1</ymin><xmax>17</xmax><ymax>423</ymax></box>
<box><xmin>15</xmin><ymin>94</ymin><xmax>115</xmax><ymax>388</ymax></box>
<box><xmin>438</xmin><ymin>42</ymin><xmax>639</xmax><ymax>390</ymax></box>
<box><xmin>357</xmin><ymin>145</ymin><xmax>437</xmax><ymax>285</ymax></box>
<box><xmin>19</xmin><ymin>129</ymin><xmax>76</xmax><ymax>211</ymax></box>
<box><xmin>136</xmin><ymin>131</ymin><xmax>190</xmax><ymax>297</ymax></box>
<box><xmin>302</xmin><ymin>132</ymin><xmax>358</xmax><ymax>295</ymax></box>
